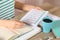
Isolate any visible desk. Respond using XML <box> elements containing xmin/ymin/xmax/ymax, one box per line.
<box><xmin>15</xmin><ymin>3</ymin><xmax>60</xmax><ymax>40</ymax></box>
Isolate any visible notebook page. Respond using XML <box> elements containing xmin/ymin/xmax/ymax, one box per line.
<box><xmin>20</xmin><ymin>9</ymin><xmax>48</xmax><ymax>26</ymax></box>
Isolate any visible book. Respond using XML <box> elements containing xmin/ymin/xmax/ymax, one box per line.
<box><xmin>0</xmin><ymin>25</ymin><xmax>33</xmax><ymax>40</ymax></box>
<box><xmin>11</xmin><ymin>24</ymin><xmax>33</xmax><ymax>35</ymax></box>
<box><xmin>11</xmin><ymin>27</ymin><xmax>41</xmax><ymax>40</ymax></box>
<box><xmin>0</xmin><ymin>27</ymin><xmax>17</xmax><ymax>40</ymax></box>
<box><xmin>9</xmin><ymin>24</ymin><xmax>33</xmax><ymax>40</ymax></box>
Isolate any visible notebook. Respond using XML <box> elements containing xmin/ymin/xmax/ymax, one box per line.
<box><xmin>0</xmin><ymin>25</ymin><xmax>33</xmax><ymax>40</ymax></box>
<box><xmin>9</xmin><ymin>24</ymin><xmax>33</xmax><ymax>40</ymax></box>
<box><xmin>11</xmin><ymin>27</ymin><xmax>41</xmax><ymax>40</ymax></box>
<box><xmin>11</xmin><ymin>24</ymin><xmax>33</xmax><ymax>35</ymax></box>
<box><xmin>20</xmin><ymin>9</ymin><xmax>48</xmax><ymax>26</ymax></box>
<box><xmin>0</xmin><ymin>27</ymin><xmax>17</xmax><ymax>40</ymax></box>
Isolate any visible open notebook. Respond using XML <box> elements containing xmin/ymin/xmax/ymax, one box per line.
<box><xmin>13</xmin><ymin>27</ymin><xmax>41</xmax><ymax>40</ymax></box>
<box><xmin>0</xmin><ymin>25</ymin><xmax>33</xmax><ymax>40</ymax></box>
<box><xmin>9</xmin><ymin>26</ymin><xmax>41</xmax><ymax>40</ymax></box>
<box><xmin>10</xmin><ymin>24</ymin><xmax>33</xmax><ymax>35</ymax></box>
<box><xmin>0</xmin><ymin>27</ymin><xmax>16</xmax><ymax>40</ymax></box>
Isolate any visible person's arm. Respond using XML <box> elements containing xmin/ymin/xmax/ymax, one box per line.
<box><xmin>15</xmin><ymin>0</ymin><xmax>43</xmax><ymax>11</ymax></box>
<box><xmin>0</xmin><ymin>20</ymin><xmax>24</xmax><ymax>29</ymax></box>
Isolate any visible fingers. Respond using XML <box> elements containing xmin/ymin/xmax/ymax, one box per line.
<box><xmin>10</xmin><ymin>19</ymin><xmax>24</xmax><ymax>26</ymax></box>
<box><xmin>35</xmin><ymin>7</ymin><xmax>43</xmax><ymax>10</ymax></box>
<box><xmin>11</xmin><ymin>20</ymin><xmax>25</xmax><ymax>29</ymax></box>
<box><xmin>14</xmin><ymin>20</ymin><xmax>25</xmax><ymax>26</ymax></box>
<box><xmin>13</xmin><ymin>23</ymin><xmax>23</xmax><ymax>29</ymax></box>
<box><xmin>0</xmin><ymin>20</ymin><xmax>25</xmax><ymax>29</ymax></box>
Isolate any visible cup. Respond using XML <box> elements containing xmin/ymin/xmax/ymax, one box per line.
<box><xmin>41</xmin><ymin>16</ymin><xmax>53</xmax><ymax>33</ymax></box>
<box><xmin>52</xmin><ymin>20</ymin><xmax>60</xmax><ymax>38</ymax></box>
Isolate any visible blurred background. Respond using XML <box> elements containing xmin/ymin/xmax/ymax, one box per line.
<box><xmin>17</xmin><ymin>0</ymin><xmax>60</xmax><ymax>7</ymax></box>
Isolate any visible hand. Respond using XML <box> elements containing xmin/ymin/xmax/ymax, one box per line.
<box><xmin>23</xmin><ymin>5</ymin><xmax>43</xmax><ymax>11</ymax></box>
<box><xmin>0</xmin><ymin>20</ymin><xmax>24</xmax><ymax>29</ymax></box>
<box><xmin>15</xmin><ymin>0</ymin><xmax>43</xmax><ymax>11</ymax></box>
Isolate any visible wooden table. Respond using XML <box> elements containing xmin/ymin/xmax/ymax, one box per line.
<box><xmin>15</xmin><ymin>3</ymin><xmax>60</xmax><ymax>40</ymax></box>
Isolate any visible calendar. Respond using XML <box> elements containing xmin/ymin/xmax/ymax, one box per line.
<box><xmin>20</xmin><ymin>9</ymin><xmax>48</xmax><ymax>26</ymax></box>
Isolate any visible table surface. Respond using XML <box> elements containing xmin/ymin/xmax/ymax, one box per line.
<box><xmin>15</xmin><ymin>3</ymin><xmax>60</xmax><ymax>40</ymax></box>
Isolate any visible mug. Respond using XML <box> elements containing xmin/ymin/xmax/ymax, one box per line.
<box><xmin>41</xmin><ymin>16</ymin><xmax>53</xmax><ymax>33</ymax></box>
<box><xmin>52</xmin><ymin>20</ymin><xmax>60</xmax><ymax>38</ymax></box>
